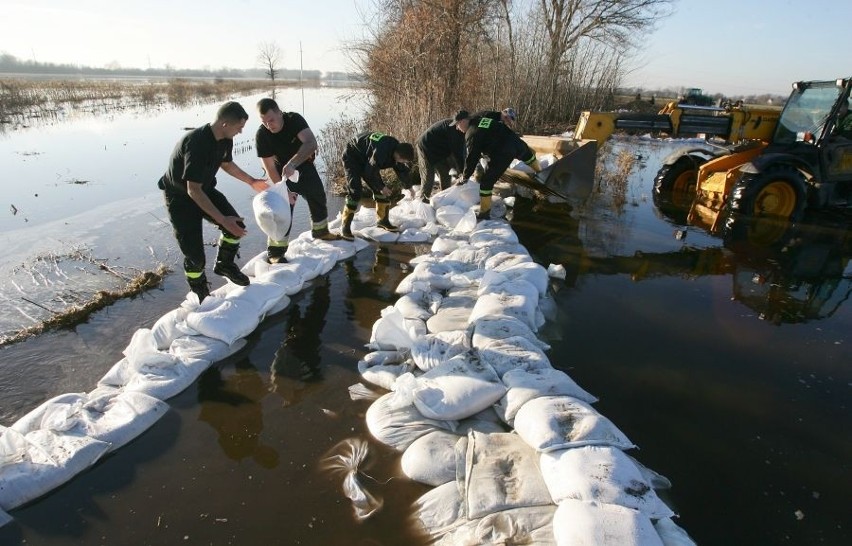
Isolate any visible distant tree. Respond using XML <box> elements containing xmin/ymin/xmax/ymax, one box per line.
<box><xmin>257</xmin><ymin>41</ymin><xmax>282</xmax><ymax>83</ymax></box>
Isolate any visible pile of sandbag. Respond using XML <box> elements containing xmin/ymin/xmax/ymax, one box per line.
<box><xmin>350</xmin><ymin>206</ymin><xmax>697</xmax><ymax>545</ymax></box>
<box><xmin>0</xmin><ymin>228</ymin><xmax>369</xmax><ymax>526</ymax></box>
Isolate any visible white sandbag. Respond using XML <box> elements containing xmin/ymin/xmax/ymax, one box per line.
<box><xmin>410</xmin><ymin>352</ymin><xmax>506</xmax><ymax>421</ymax></box>
<box><xmin>654</xmin><ymin>517</ymin><xmax>698</xmax><ymax>546</ymax></box>
<box><xmin>358</xmin><ymin>356</ymin><xmax>415</xmax><ymax>391</ymax></box>
<box><xmin>469</xmin><ymin>224</ymin><xmax>519</xmax><ymax>247</ymax></box>
<box><xmin>514</xmin><ymin>396</ymin><xmax>635</xmax><ymax>453</ymax></box>
<box><xmin>484</xmin><ymin>249</ymin><xmax>534</xmax><ymax>271</ymax></box>
<box><xmin>405</xmin><ymin>317</ymin><xmax>428</xmax><ymax>339</ymax></box>
<box><xmin>98</xmin><ymin>355</ymin><xmax>211</xmax><ymax>401</ymax></box>
<box><xmin>540</xmin><ymin>446</ymin><xmax>674</xmax><ymax>519</ymax></box>
<box><xmin>410</xmin><ymin>330</ymin><xmax>471</xmax><ymax>372</ymax></box>
<box><xmin>288</xmin><ymin>254</ymin><xmax>328</xmax><ymax>282</ymax></box>
<box><xmin>252</xmin><ymin>182</ymin><xmax>291</xmax><ymax>242</ymax></box>
<box><xmin>461</xmin><ymin>431</ymin><xmax>553</xmax><ymax>519</ymax></box>
<box><xmin>468</xmin><ymin>289</ymin><xmax>542</xmax><ymax>333</ymax></box>
<box><xmin>434</xmin><ymin>204</ymin><xmax>467</xmax><ymax>229</ymax></box>
<box><xmin>150</xmin><ymin>306</ymin><xmax>190</xmax><ymax>350</ymax></box>
<box><xmin>184</xmin><ymin>297</ymin><xmax>259</xmax><ymax>346</ymax></box>
<box><xmin>476</xmin><ymin>335</ymin><xmax>552</xmax><ymax>378</ymax></box>
<box><xmin>169</xmin><ymin>335</ymin><xmax>246</xmax><ymax>362</ymax></box>
<box><xmin>365</xmin><ymin>390</ymin><xmax>457</xmax><ymax>451</ymax></box>
<box><xmin>397</xmin><ymin>228</ymin><xmax>433</xmax><ymax>243</ymax></box>
<box><xmin>553</xmin><ymin>499</ymin><xmax>663</xmax><ymax>546</ymax></box>
<box><xmin>426</xmin><ymin>286</ymin><xmax>478</xmax><ymax>334</ymax></box>
<box><xmin>497</xmin><ymin>368</ymin><xmax>598</xmax><ymax>425</ymax></box>
<box><xmin>432</xmin><ymin>182</ymin><xmax>479</xmax><ymax>210</ymax></box>
<box><xmin>225</xmin><ymin>279</ymin><xmax>288</xmax><ymax>317</ymax></box>
<box><xmin>431</xmin><ymin>234</ymin><xmax>465</xmax><ymax>254</ymax></box>
<box><xmin>394</xmin><ymin>290</ymin><xmax>437</xmax><ymax>321</ymax></box>
<box><xmin>11</xmin><ymin>389</ymin><xmax>167</xmax><ymax>453</ymax></box>
<box><xmin>455</xmin><ymin>406</ymin><xmax>507</xmax><ymax>436</ymax></box>
<box><xmin>454</xmin><ymin>208</ymin><xmax>478</xmax><ymax>233</ymax></box>
<box><xmin>358</xmin><ymin>225</ymin><xmax>400</xmax><ymax>243</ymax></box>
<box><xmin>413</xmin><ymin>480</ymin><xmax>465</xmax><ymax>539</ymax></box>
<box><xmin>389</xmin><ymin>197</ymin><xmax>435</xmax><ymax>228</ymax></box>
<box><xmin>548</xmin><ymin>263</ymin><xmax>567</xmax><ymax>279</ymax></box>
<box><xmin>285</xmin><ymin>241</ymin><xmax>340</xmax><ymax>276</ymax></box>
<box><xmin>252</xmin><ymin>261</ymin><xmax>305</xmax><ymax>295</ymax></box>
<box><xmin>471</xmin><ymin>316</ymin><xmax>550</xmax><ymax>352</ymax></box>
<box><xmin>368</xmin><ymin>306</ymin><xmax>414</xmax><ymax>351</ymax></box>
<box><xmin>0</xmin><ymin>426</ymin><xmax>111</xmax><ymax>510</ymax></box>
<box><xmin>497</xmin><ymin>261</ymin><xmax>550</xmax><ymax>297</ymax></box>
<box><xmin>400</xmin><ymin>430</ymin><xmax>460</xmax><ymax>486</ymax></box>
<box><xmin>436</xmin><ymin>505</ymin><xmax>557</xmax><ymax>546</ymax></box>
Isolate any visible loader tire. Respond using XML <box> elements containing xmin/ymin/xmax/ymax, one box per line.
<box><xmin>652</xmin><ymin>155</ymin><xmax>704</xmax><ymax>223</ymax></box>
<box><xmin>727</xmin><ymin>166</ymin><xmax>806</xmax><ymax>222</ymax></box>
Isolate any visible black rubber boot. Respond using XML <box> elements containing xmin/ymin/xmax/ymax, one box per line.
<box><xmin>187</xmin><ymin>273</ymin><xmax>210</xmax><ymax>302</ymax></box>
<box><xmin>266</xmin><ymin>245</ymin><xmax>288</xmax><ymax>264</ymax></box>
<box><xmin>213</xmin><ymin>241</ymin><xmax>250</xmax><ymax>286</ymax></box>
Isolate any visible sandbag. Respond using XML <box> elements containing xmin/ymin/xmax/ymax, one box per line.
<box><xmin>0</xmin><ymin>426</ymin><xmax>110</xmax><ymax>510</ymax></box>
<box><xmin>401</xmin><ymin>430</ymin><xmax>460</xmax><ymax>486</ymax></box>
<box><xmin>252</xmin><ymin>182</ymin><xmax>292</xmax><ymax>242</ymax></box>
<box><xmin>552</xmin><ymin>499</ymin><xmax>663</xmax><ymax>546</ymax></box>
<box><xmin>98</xmin><ymin>355</ymin><xmax>210</xmax><ymax>401</ymax></box>
<box><xmin>394</xmin><ymin>290</ymin><xmax>439</xmax><ymax>321</ymax></box>
<box><xmin>150</xmin><ymin>306</ymin><xmax>190</xmax><ymax>350</ymax></box>
<box><xmin>184</xmin><ymin>297</ymin><xmax>260</xmax><ymax>346</ymax></box>
<box><xmin>514</xmin><ymin>396</ymin><xmax>635</xmax><ymax>453</ymax></box>
<box><xmin>496</xmin><ymin>367</ymin><xmax>598</xmax><ymax>425</ymax></box>
<box><xmin>368</xmin><ymin>307</ymin><xmax>415</xmax><ymax>351</ymax></box>
<box><xmin>358</xmin><ymin>353</ymin><xmax>415</xmax><ymax>391</ymax></box>
<box><xmin>471</xmin><ymin>316</ymin><xmax>550</xmax><ymax>352</ymax></box>
<box><xmin>654</xmin><ymin>517</ymin><xmax>698</xmax><ymax>546</ymax></box>
<box><xmin>365</xmin><ymin>390</ymin><xmax>456</xmax><ymax>451</ymax></box>
<box><xmin>425</xmin><ymin>286</ymin><xmax>478</xmax><ymax>334</ymax></box>
<box><xmin>476</xmin><ymin>335</ymin><xmax>553</xmax><ymax>378</ymax></box>
<box><xmin>435</xmin><ymin>505</ymin><xmax>557</xmax><ymax>546</ymax></box>
<box><xmin>460</xmin><ymin>431</ymin><xmax>553</xmax><ymax>519</ymax></box>
<box><xmin>409</xmin><ymin>353</ymin><xmax>506</xmax><ymax>421</ymax></box>
<box><xmin>169</xmin><ymin>335</ymin><xmax>246</xmax><ymax>362</ymax></box>
<box><xmin>540</xmin><ymin>446</ymin><xmax>674</xmax><ymax>519</ymax></box>
<box><xmin>468</xmin><ymin>288</ymin><xmax>542</xmax><ymax>332</ymax></box>
<box><xmin>410</xmin><ymin>330</ymin><xmax>470</xmax><ymax>372</ymax></box>
<box><xmin>413</xmin><ymin>480</ymin><xmax>465</xmax><ymax>539</ymax></box>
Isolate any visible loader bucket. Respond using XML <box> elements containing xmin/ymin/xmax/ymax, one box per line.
<box><xmin>503</xmin><ymin>137</ymin><xmax>598</xmax><ymax>202</ymax></box>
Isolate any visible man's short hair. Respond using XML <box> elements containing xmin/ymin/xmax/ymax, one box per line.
<box><xmin>257</xmin><ymin>97</ymin><xmax>281</xmax><ymax>115</ymax></box>
<box><xmin>216</xmin><ymin>101</ymin><xmax>249</xmax><ymax>122</ymax></box>
<box><xmin>395</xmin><ymin>142</ymin><xmax>415</xmax><ymax>162</ymax></box>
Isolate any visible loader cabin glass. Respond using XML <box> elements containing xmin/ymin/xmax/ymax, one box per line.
<box><xmin>775</xmin><ymin>80</ymin><xmax>848</xmax><ymax>144</ymax></box>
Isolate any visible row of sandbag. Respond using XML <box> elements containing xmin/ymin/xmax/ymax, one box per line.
<box><xmin>0</xmin><ymin>232</ymin><xmax>369</xmax><ymax>527</ymax></box>
<box><xmin>353</xmin><ymin>218</ymin><xmax>697</xmax><ymax>545</ymax></box>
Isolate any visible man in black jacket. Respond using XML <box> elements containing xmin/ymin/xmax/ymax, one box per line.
<box><xmin>339</xmin><ymin>131</ymin><xmax>414</xmax><ymax>240</ymax></box>
<box><xmin>158</xmin><ymin>101</ymin><xmax>268</xmax><ymax>301</ymax></box>
<box><xmin>415</xmin><ymin>116</ymin><xmax>466</xmax><ymax>202</ymax></box>
<box><xmin>455</xmin><ymin>110</ymin><xmax>540</xmax><ymax>220</ymax></box>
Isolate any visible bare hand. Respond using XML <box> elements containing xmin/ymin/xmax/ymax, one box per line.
<box><xmin>281</xmin><ymin>162</ymin><xmax>296</xmax><ymax>181</ymax></box>
<box><xmin>289</xmin><ymin>192</ymin><xmax>298</xmax><ymax>206</ymax></box>
<box><xmin>222</xmin><ymin>216</ymin><xmax>247</xmax><ymax>237</ymax></box>
<box><xmin>250</xmin><ymin>178</ymin><xmax>269</xmax><ymax>193</ymax></box>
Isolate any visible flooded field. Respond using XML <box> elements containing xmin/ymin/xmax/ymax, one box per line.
<box><xmin>0</xmin><ymin>90</ymin><xmax>850</xmax><ymax>545</ymax></box>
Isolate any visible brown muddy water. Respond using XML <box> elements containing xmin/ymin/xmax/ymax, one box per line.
<box><xmin>0</xmin><ymin>91</ymin><xmax>850</xmax><ymax>545</ymax></box>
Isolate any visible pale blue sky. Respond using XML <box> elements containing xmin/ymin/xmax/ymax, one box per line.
<box><xmin>2</xmin><ymin>0</ymin><xmax>849</xmax><ymax>96</ymax></box>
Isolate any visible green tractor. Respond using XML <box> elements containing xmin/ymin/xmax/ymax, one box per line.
<box><xmin>653</xmin><ymin>77</ymin><xmax>852</xmax><ymax>237</ymax></box>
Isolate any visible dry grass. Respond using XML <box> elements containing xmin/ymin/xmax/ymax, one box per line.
<box><xmin>0</xmin><ymin>264</ymin><xmax>170</xmax><ymax>347</ymax></box>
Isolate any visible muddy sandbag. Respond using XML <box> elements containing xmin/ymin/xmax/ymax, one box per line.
<box><xmin>471</xmin><ymin>316</ymin><xmax>550</xmax><ymax>352</ymax></box>
<box><xmin>406</xmin><ymin>352</ymin><xmax>506</xmax><ymax>421</ymax></box>
<box><xmin>426</xmin><ymin>287</ymin><xmax>478</xmax><ymax>334</ymax></box>
<box><xmin>394</xmin><ymin>290</ymin><xmax>439</xmax><ymax>321</ymax></box>
<box><xmin>183</xmin><ymin>297</ymin><xmax>260</xmax><ymax>346</ymax></box>
<box><xmin>435</xmin><ymin>505</ymin><xmax>557</xmax><ymax>546</ymax></box>
<box><xmin>497</xmin><ymin>368</ymin><xmax>598</xmax><ymax>425</ymax></box>
<box><xmin>365</xmin><ymin>390</ymin><xmax>457</xmax><ymax>452</ymax></box>
<box><xmin>11</xmin><ymin>389</ymin><xmax>167</xmax><ymax>453</ymax></box>
<box><xmin>476</xmin><ymin>335</ymin><xmax>552</xmax><ymax>378</ymax></box>
<box><xmin>358</xmin><ymin>351</ymin><xmax>415</xmax><ymax>391</ymax></box>
<box><xmin>654</xmin><ymin>517</ymin><xmax>698</xmax><ymax>545</ymax></box>
<box><xmin>0</xmin><ymin>426</ymin><xmax>110</xmax><ymax>511</ymax></box>
<box><xmin>483</xmin><ymin>261</ymin><xmax>550</xmax><ymax>297</ymax></box>
<box><xmin>455</xmin><ymin>406</ymin><xmax>507</xmax><ymax>436</ymax></box>
<box><xmin>485</xmin><ymin>249</ymin><xmax>534</xmax><ymax>271</ymax></box>
<box><xmin>252</xmin><ymin>182</ymin><xmax>291</xmax><ymax>242</ymax></box>
<box><xmin>410</xmin><ymin>330</ymin><xmax>470</xmax><ymax>372</ymax></box>
<box><xmin>514</xmin><ymin>396</ymin><xmax>635</xmax><ymax>453</ymax></box>
<box><xmin>413</xmin><ymin>480</ymin><xmax>465</xmax><ymax>539</ymax></box>
<box><xmin>400</xmin><ymin>430</ymin><xmax>461</xmax><ymax>486</ymax></box>
<box><xmin>461</xmin><ymin>431</ymin><xmax>553</xmax><ymax>519</ymax></box>
<box><xmin>540</xmin><ymin>446</ymin><xmax>674</xmax><ymax>519</ymax></box>
<box><xmin>553</xmin><ymin>499</ymin><xmax>663</xmax><ymax>546</ymax></box>
<box><xmin>468</xmin><ymin>285</ymin><xmax>542</xmax><ymax>333</ymax></box>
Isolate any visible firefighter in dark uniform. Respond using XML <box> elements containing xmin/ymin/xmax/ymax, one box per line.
<box><xmin>339</xmin><ymin>131</ymin><xmax>414</xmax><ymax>240</ymax></box>
<box><xmin>158</xmin><ymin>101</ymin><xmax>268</xmax><ymax>301</ymax></box>
<box><xmin>415</xmin><ymin>117</ymin><xmax>466</xmax><ymax>202</ymax></box>
<box><xmin>453</xmin><ymin>110</ymin><xmax>540</xmax><ymax>220</ymax></box>
<box><xmin>255</xmin><ymin>98</ymin><xmax>342</xmax><ymax>264</ymax></box>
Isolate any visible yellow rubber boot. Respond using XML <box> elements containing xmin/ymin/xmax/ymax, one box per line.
<box><xmin>476</xmin><ymin>195</ymin><xmax>492</xmax><ymax>221</ymax></box>
<box><xmin>341</xmin><ymin>207</ymin><xmax>356</xmax><ymax>241</ymax></box>
<box><xmin>376</xmin><ymin>202</ymin><xmax>399</xmax><ymax>232</ymax></box>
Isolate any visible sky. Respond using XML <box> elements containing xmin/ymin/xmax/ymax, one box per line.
<box><xmin>1</xmin><ymin>0</ymin><xmax>850</xmax><ymax>97</ymax></box>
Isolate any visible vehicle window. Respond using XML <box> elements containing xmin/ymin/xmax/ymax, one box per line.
<box><xmin>774</xmin><ymin>85</ymin><xmax>841</xmax><ymax>144</ymax></box>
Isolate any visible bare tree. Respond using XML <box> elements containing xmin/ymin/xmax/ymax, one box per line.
<box><xmin>257</xmin><ymin>41</ymin><xmax>282</xmax><ymax>83</ymax></box>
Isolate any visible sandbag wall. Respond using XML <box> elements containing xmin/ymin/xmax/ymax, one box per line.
<box><xmin>354</xmin><ymin>214</ymin><xmax>698</xmax><ymax>545</ymax></box>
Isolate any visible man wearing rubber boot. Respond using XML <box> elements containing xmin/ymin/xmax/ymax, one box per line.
<box><xmin>255</xmin><ymin>98</ymin><xmax>342</xmax><ymax>264</ymax></box>
<box><xmin>456</xmin><ymin>112</ymin><xmax>540</xmax><ymax>221</ymax></box>
<box><xmin>158</xmin><ymin>101</ymin><xmax>269</xmax><ymax>301</ymax></box>
<box><xmin>339</xmin><ymin>131</ymin><xmax>414</xmax><ymax>241</ymax></box>
<box><xmin>416</xmin><ymin>115</ymin><xmax>465</xmax><ymax>202</ymax></box>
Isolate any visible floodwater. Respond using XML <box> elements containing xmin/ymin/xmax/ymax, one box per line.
<box><xmin>0</xmin><ymin>90</ymin><xmax>850</xmax><ymax>545</ymax></box>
